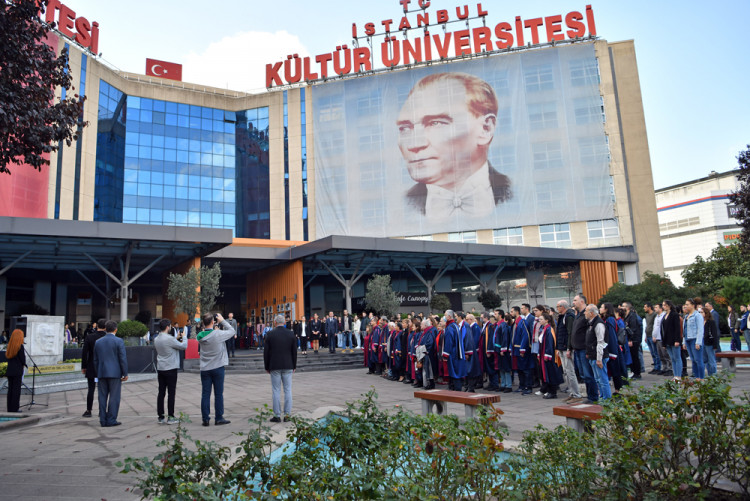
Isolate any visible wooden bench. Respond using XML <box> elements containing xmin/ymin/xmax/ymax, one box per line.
<box><xmin>553</xmin><ymin>403</ymin><xmax>603</xmax><ymax>433</ymax></box>
<box><xmin>716</xmin><ymin>352</ymin><xmax>750</xmax><ymax>373</ymax></box>
<box><xmin>414</xmin><ymin>389</ymin><xmax>500</xmax><ymax>419</ymax></box>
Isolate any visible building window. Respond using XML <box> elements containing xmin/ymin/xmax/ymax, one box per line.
<box><xmin>587</xmin><ymin>219</ymin><xmax>620</xmax><ymax>247</ymax></box>
<box><xmin>578</xmin><ymin>137</ymin><xmax>610</xmax><ymax>166</ymax></box>
<box><xmin>535</xmin><ymin>182</ymin><xmax>567</xmax><ymax>211</ymax></box>
<box><xmin>404</xmin><ymin>235</ymin><xmax>433</xmax><ymax>241</ymax></box>
<box><xmin>658</xmin><ymin>217</ymin><xmax>700</xmax><ymax>232</ymax></box>
<box><xmin>528</xmin><ymin>102</ymin><xmax>558</xmax><ymax>130</ymax></box>
<box><xmin>539</xmin><ymin>223</ymin><xmax>571</xmax><ymax>248</ymax></box>
<box><xmin>448</xmin><ymin>231</ymin><xmax>477</xmax><ymax>243</ymax></box>
<box><xmin>573</xmin><ymin>97</ymin><xmax>605</xmax><ymax>125</ymax></box>
<box><xmin>524</xmin><ymin>64</ymin><xmax>554</xmax><ymax>92</ymax></box>
<box><xmin>532</xmin><ymin>141</ymin><xmax>563</xmax><ymax>170</ymax></box>
<box><xmin>357</xmin><ymin>91</ymin><xmax>382</xmax><ymax>117</ymax></box>
<box><xmin>358</xmin><ymin>127</ymin><xmax>384</xmax><ymax>152</ymax></box>
<box><xmin>493</xmin><ymin>227</ymin><xmax>523</xmax><ymax>245</ymax></box>
<box><xmin>570</xmin><ymin>58</ymin><xmax>599</xmax><ymax>86</ymax></box>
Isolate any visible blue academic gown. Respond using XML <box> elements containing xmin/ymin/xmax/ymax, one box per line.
<box><xmin>417</xmin><ymin>326</ymin><xmax>438</xmax><ymax>378</ymax></box>
<box><xmin>512</xmin><ymin>317</ymin><xmax>535</xmax><ymax>371</ymax></box>
<box><xmin>496</xmin><ymin>321</ymin><xmax>513</xmax><ymax>372</ymax></box>
<box><xmin>369</xmin><ymin>326</ymin><xmax>381</xmax><ymax>365</ymax></box>
<box><xmin>442</xmin><ymin>321</ymin><xmax>465</xmax><ymax>378</ymax></box>
<box><xmin>606</xmin><ymin>317</ymin><xmax>627</xmax><ymax>378</ymax></box>
<box><xmin>467</xmin><ymin>322</ymin><xmax>483</xmax><ymax>378</ymax></box>
<box><xmin>540</xmin><ymin>324</ymin><xmax>563</xmax><ymax>385</ymax></box>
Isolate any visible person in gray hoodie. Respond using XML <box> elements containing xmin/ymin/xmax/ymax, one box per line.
<box><xmin>197</xmin><ymin>312</ymin><xmax>235</xmax><ymax>426</ymax></box>
<box><xmin>154</xmin><ymin>318</ymin><xmax>187</xmax><ymax>425</ymax></box>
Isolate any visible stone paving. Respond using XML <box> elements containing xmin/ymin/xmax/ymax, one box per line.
<box><xmin>1</xmin><ymin>352</ymin><xmax>748</xmax><ymax>500</ymax></box>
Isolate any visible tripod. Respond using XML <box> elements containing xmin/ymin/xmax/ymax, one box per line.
<box><xmin>23</xmin><ymin>351</ymin><xmax>48</xmax><ymax>410</ymax></box>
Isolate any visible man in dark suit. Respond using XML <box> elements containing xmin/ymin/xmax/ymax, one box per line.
<box><xmin>396</xmin><ymin>72</ymin><xmax>511</xmax><ymax>220</ymax></box>
<box><xmin>264</xmin><ymin>314</ymin><xmax>298</xmax><ymax>423</ymax></box>
<box><xmin>81</xmin><ymin>318</ymin><xmax>107</xmax><ymax>418</ymax></box>
<box><xmin>294</xmin><ymin>315</ymin><xmax>309</xmax><ymax>355</ymax></box>
<box><xmin>324</xmin><ymin>311</ymin><xmax>338</xmax><ymax>354</ymax></box>
<box><xmin>93</xmin><ymin>320</ymin><xmax>128</xmax><ymax>427</ymax></box>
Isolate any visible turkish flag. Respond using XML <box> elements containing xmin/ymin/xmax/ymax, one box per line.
<box><xmin>145</xmin><ymin>58</ymin><xmax>182</xmax><ymax>81</ymax></box>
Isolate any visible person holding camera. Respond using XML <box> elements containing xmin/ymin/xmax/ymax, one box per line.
<box><xmin>154</xmin><ymin>318</ymin><xmax>187</xmax><ymax>425</ymax></box>
<box><xmin>197</xmin><ymin>312</ymin><xmax>235</xmax><ymax>426</ymax></box>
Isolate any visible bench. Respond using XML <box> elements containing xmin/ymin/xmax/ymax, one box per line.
<box><xmin>553</xmin><ymin>403</ymin><xmax>603</xmax><ymax>433</ymax></box>
<box><xmin>414</xmin><ymin>389</ymin><xmax>500</xmax><ymax>419</ymax></box>
<box><xmin>716</xmin><ymin>352</ymin><xmax>750</xmax><ymax>373</ymax></box>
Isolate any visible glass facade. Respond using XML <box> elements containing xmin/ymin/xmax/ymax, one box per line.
<box><xmin>122</xmin><ymin>96</ymin><xmax>236</xmax><ymax>230</ymax></box>
<box><xmin>236</xmin><ymin>107</ymin><xmax>270</xmax><ymax>238</ymax></box>
<box><xmin>301</xmin><ymin>88</ymin><xmax>308</xmax><ymax>241</ymax></box>
<box><xmin>94</xmin><ymin>81</ymin><xmax>126</xmax><ymax>222</ymax></box>
<box><xmin>283</xmin><ymin>91</ymin><xmax>290</xmax><ymax>240</ymax></box>
<box><xmin>73</xmin><ymin>53</ymin><xmax>87</xmax><ymax>220</ymax></box>
<box><xmin>94</xmin><ymin>80</ymin><xmax>270</xmax><ymax>237</ymax></box>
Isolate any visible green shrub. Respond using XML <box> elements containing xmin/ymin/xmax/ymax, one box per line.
<box><xmin>595</xmin><ymin>373</ymin><xmax>749</xmax><ymax>499</ymax></box>
<box><xmin>118</xmin><ymin>379</ymin><xmax>749</xmax><ymax>500</ymax></box>
<box><xmin>115</xmin><ymin>319</ymin><xmax>148</xmax><ymax>339</ymax></box>
<box><xmin>0</xmin><ymin>362</ymin><xmax>6</xmax><ymax>377</ymax></box>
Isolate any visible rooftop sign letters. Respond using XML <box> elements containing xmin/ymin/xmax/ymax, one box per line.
<box><xmin>43</xmin><ymin>0</ymin><xmax>100</xmax><ymax>54</ymax></box>
<box><xmin>266</xmin><ymin>1</ymin><xmax>597</xmax><ymax>87</ymax></box>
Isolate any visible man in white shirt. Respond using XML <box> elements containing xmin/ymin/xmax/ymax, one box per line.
<box><xmin>396</xmin><ymin>72</ymin><xmax>512</xmax><ymax>220</ymax></box>
<box><xmin>652</xmin><ymin>304</ymin><xmax>671</xmax><ymax>376</ymax></box>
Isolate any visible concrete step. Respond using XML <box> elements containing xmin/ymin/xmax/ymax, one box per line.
<box><xmin>183</xmin><ymin>351</ymin><xmax>367</xmax><ymax>375</ymax></box>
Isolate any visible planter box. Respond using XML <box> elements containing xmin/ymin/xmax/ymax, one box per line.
<box><xmin>61</xmin><ymin>346</ymin><xmax>156</xmax><ymax>373</ymax></box>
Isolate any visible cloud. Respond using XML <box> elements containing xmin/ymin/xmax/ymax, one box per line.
<box><xmin>182</xmin><ymin>31</ymin><xmax>309</xmax><ymax>93</ymax></box>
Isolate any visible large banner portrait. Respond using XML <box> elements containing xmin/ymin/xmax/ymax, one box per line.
<box><xmin>312</xmin><ymin>42</ymin><xmax>614</xmax><ymax>238</ymax></box>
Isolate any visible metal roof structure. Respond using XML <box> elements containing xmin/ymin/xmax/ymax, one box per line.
<box><xmin>0</xmin><ymin>217</ymin><xmax>232</xmax><ymax>276</ymax></box>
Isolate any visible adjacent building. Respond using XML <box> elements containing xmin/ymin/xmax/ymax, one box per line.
<box><xmin>655</xmin><ymin>170</ymin><xmax>741</xmax><ymax>286</ymax></box>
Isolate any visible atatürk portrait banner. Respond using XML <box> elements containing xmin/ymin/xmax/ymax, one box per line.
<box><xmin>312</xmin><ymin>41</ymin><xmax>614</xmax><ymax>238</ymax></box>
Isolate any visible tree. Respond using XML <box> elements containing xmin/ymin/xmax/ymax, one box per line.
<box><xmin>364</xmin><ymin>274</ymin><xmax>399</xmax><ymax>317</ymax></box>
<box><xmin>560</xmin><ymin>266</ymin><xmax>581</xmax><ymax>303</ymax></box>
<box><xmin>728</xmin><ymin>145</ymin><xmax>750</xmax><ymax>252</ymax></box>
<box><xmin>681</xmin><ymin>243</ymin><xmax>750</xmax><ymax>292</ymax></box>
<box><xmin>1</xmin><ymin>0</ymin><xmax>86</xmax><ymax>174</ymax></box>
<box><xmin>477</xmin><ymin>290</ymin><xmax>502</xmax><ymax>311</ymax></box>
<box><xmin>599</xmin><ymin>272</ymin><xmax>689</xmax><ymax>312</ymax></box>
<box><xmin>498</xmin><ymin>280</ymin><xmax>515</xmax><ymax>309</ymax></box>
<box><xmin>720</xmin><ymin>276</ymin><xmax>750</xmax><ymax>310</ymax></box>
<box><xmin>429</xmin><ymin>294</ymin><xmax>451</xmax><ymax>314</ymax></box>
<box><xmin>166</xmin><ymin>263</ymin><xmax>223</xmax><ymax>320</ymax></box>
<box><xmin>198</xmin><ymin>263</ymin><xmax>223</xmax><ymax>314</ymax></box>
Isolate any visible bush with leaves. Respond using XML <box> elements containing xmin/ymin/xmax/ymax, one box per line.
<box><xmin>595</xmin><ymin>373</ymin><xmax>749</xmax><ymax>499</ymax></box>
<box><xmin>429</xmin><ymin>293</ymin><xmax>451</xmax><ymax>314</ymax></box>
<box><xmin>477</xmin><ymin>290</ymin><xmax>502</xmax><ymax>311</ymax></box>
<box><xmin>115</xmin><ymin>319</ymin><xmax>148</xmax><ymax>339</ymax></box>
<box><xmin>119</xmin><ymin>380</ymin><xmax>749</xmax><ymax>500</ymax></box>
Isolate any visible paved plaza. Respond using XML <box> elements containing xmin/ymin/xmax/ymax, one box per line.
<box><xmin>1</xmin><ymin>355</ymin><xmax>748</xmax><ymax>500</ymax></box>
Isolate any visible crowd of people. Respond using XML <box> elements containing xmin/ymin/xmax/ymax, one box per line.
<box><xmin>4</xmin><ymin>293</ymin><xmax>744</xmax><ymax>417</ymax></box>
<box><xmin>356</xmin><ymin>294</ymin><xmax>734</xmax><ymax>403</ymax></box>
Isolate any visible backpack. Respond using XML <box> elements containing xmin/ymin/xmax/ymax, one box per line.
<box><xmin>617</xmin><ymin>325</ymin><xmax>629</xmax><ymax>346</ymax></box>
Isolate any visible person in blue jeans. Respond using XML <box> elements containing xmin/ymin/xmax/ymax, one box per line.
<box><xmin>197</xmin><ymin>312</ymin><xmax>236</xmax><ymax>426</ymax></box>
<box><xmin>264</xmin><ymin>314</ymin><xmax>298</xmax><ymax>422</ymax></box>
<box><xmin>682</xmin><ymin>299</ymin><xmax>704</xmax><ymax>379</ymax></box>
<box><xmin>568</xmin><ymin>294</ymin><xmax>598</xmax><ymax>402</ymax></box>
<box><xmin>701</xmin><ymin>307</ymin><xmax>719</xmax><ymax>376</ymax></box>
<box><xmin>584</xmin><ymin>304</ymin><xmax>611</xmax><ymax>400</ymax></box>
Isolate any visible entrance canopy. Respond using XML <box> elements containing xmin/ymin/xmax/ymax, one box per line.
<box><xmin>0</xmin><ymin>217</ymin><xmax>232</xmax><ymax>276</ymax></box>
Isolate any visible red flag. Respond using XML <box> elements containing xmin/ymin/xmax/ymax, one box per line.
<box><xmin>145</xmin><ymin>58</ymin><xmax>182</xmax><ymax>81</ymax></box>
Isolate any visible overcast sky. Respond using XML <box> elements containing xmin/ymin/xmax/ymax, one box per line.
<box><xmin>61</xmin><ymin>0</ymin><xmax>750</xmax><ymax>189</ymax></box>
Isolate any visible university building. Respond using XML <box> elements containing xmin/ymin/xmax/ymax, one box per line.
<box><xmin>0</xmin><ymin>5</ymin><xmax>664</xmax><ymax>330</ymax></box>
